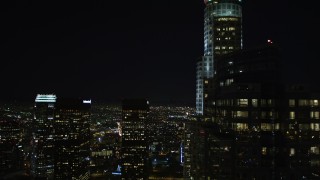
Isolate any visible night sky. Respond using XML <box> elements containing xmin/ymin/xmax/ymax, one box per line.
<box><xmin>1</xmin><ymin>0</ymin><xmax>319</xmax><ymax>105</ymax></box>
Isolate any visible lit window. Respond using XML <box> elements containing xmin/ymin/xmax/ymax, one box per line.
<box><xmin>237</xmin><ymin>99</ymin><xmax>248</xmax><ymax>107</ymax></box>
<box><xmin>289</xmin><ymin>112</ymin><xmax>295</xmax><ymax>119</ymax></box>
<box><xmin>310</xmin><ymin>147</ymin><xmax>320</xmax><ymax>155</ymax></box>
<box><xmin>234</xmin><ymin>111</ymin><xmax>248</xmax><ymax>118</ymax></box>
<box><xmin>311</xmin><ymin>123</ymin><xmax>320</xmax><ymax>131</ymax></box>
<box><xmin>289</xmin><ymin>148</ymin><xmax>295</xmax><ymax>156</ymax></box>
<box><xmin>252</xmin><ymin>99</ymin><xmax>258</xmax><ymax>107</ymax></box>
<box><xmin>289</xmin><ymin>99</ymin><xmax>295</xmax><ymax>107</ymax></box>
<box><xmin>310</xmin><ymin>99</ymin><xmax>319</xmax><ymax>107</ymax></box>
<box><xmin>225</xmin><ymin>78</ymin><xmax>233</xmax><ymax>86</ymax></box>
<box><xmin>233</xmin><ymin>123</ymin><xmax>248</xmax><ymax>131</ymax></box>
<box><xmin>310</xmin><ymin>111</ymin><xmax>320</xmax><ymax>119</ymax></box>
<box><xmin>262</xmin><ymin>147</ymin><xmax>267</xmax><ymax>155</ymax></box>
<box><xmin>261</xmin><ymin>123</ymin><xmax>268</xmax><ymax>130</ymax></box>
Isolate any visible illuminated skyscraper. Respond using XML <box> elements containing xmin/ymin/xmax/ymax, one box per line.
<box><xmin>196</xmin><ymin>0</ymin><xmax>242</xmax><ymax>115</ymax></box>
<box><xmin>31</xmin><ymin>94</ymin><xmax>91</xmax><ymax>180</ymax></box>
<box><xmin>31</xmin><ymin>94</ymin><xmax>56</xmax><ymax>179</ymax></box>
<box><xmin>54</xmin><ymin>98</ymin><xmax>91</xmax><ymax>180</ymax></box>
<box><xmin>121</xmin><ymin>98</ymin><xmax>149</xmax><ymax>179</ymax></box>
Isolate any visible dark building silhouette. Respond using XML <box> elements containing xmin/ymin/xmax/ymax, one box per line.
<box><xmin>0</xmin><ymin>114</ymin><xmax>24</xmax><ymax>175</ymax></box>
<box><xmin>212</xmin><ymin>44</ymin><xmax>282</xmax><ymax>179</ymax></box>
<box><xmin>120</xmin><ymin>98</ymin><xmax>150</xmax><ymax>179</ymax></box>
<box><xmin>279</xmin><ymin>85</ymin><xmax>320</xmax><ymax>179</ymax></box>
<box><xmin>183</xmin><ymin>121</ymin><xmax>234</xmax><ymax>179</ymax></box>
<box><xmin>187</xmin><ymin>44</ymin><xmax>320</xmax><ymax>179</ymax></box>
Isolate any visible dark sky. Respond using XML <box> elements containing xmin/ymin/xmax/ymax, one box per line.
<box><xmin>1</xmin><ymin>0</ymin><xmax>319</xmax><ymax>105</ymax></box>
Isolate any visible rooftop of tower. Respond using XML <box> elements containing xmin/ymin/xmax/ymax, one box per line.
<box><xmin>204</xmin><ymin>0</ymin><xmax>242</xmax><ymax>5</ymax></box>
<box><xmin>35</xmin><ymin>94</ymin><xmax>57</xmax><ymax>103</ymax></box>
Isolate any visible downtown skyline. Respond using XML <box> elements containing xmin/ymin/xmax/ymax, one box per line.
<box><xmin>1</xmin><ymin>1</ymin><xmax>320</xmax><ymax>179</ymax></box>
<box><xmin>1</xmin><ymin>0</ymin><xmax>319</xmax><ymax>105</ymax></box>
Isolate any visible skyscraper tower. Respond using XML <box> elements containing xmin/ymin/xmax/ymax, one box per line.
<box><xmin>196</xmin><ymin>0</ymin><xmax>242</xmax><ymax>115</ymax></box>
<box><xmin>31</xmin><ymin>94</ymin><xmax>91</xmax><ymax>180</ymax></box>
<box><xmin>121</xmin><ymin>98</ymin><xmax>150</xmax><ymax>179</ymax></box>
<box><xmin>31</xmin><ymin>94</ymin><xmax>56</xmax><ymax>179</ymax></box>
<box><xmin>54</xmin><ymin>98</ymin><xmax>91</xmax><ymax>180</ymax></box>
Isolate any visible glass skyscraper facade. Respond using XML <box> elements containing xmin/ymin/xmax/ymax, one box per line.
<box><xmin>31</xmin><ymin>94</ymin><xmax>56</xmax><ymax>179</ymax></box>
<box><xmin>196</xmin><ymin>0</ymin><xmax>242</xmax><ymax>115</ymax></box>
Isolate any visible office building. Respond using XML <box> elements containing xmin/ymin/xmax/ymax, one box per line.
<box><xmin>280</xmin><ymin>85</ymin><xmax>320</xmax><ymax>179</ymax></box>
<box><xmin>54</xmin><ymin>98</ymin><xmax>91</xmax><ymax>180</ymax></box>
<box><xmin>190</xmin><ymin>44</ymin><xmax>320</xmax><ymax>179</ymax></box>
<box><xmin>31</xmin><ymin>94</ymin><xmax>91</xmax><ymax>179</ymax></box>
<box><xmin>31</xmin><ymin>94</ymin><xmax>56</xmax><ymax>179</ymax></box>
<box><xmin>196</xmin><ymin>0</ymin><xmax>243</xmax><ymax>115</ymax></box>
<box><xmin>121</xmin><ymin>98</ymin><xmax>150</xmax><ymax>179</ymax></box>
<box><xmin>183</xmin><ymin>120</ymin><xmax>234</xmax><ymax>179</ymax></box>
<box><xmin>212</xmin><ymin>44</ymin><xmax>282</xmax><ymax>178</ymax></box>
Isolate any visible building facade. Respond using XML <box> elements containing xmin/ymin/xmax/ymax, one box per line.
<box><xmin>201</xmin><ymin>44</ymin><xmax>320</xmax><ymax>179</ymax></box>
<box><xmin>196</xmin><ymin>0</ymin><xmax>243</xmax><ymax>115</ymax></box>
<box><xmin>31</xmin><ymin>94</ymin><xmax>91</xmax><ymax>179</ymax></box>
<box><xmin>54</xmin><ymin>98</ymin><xmax>91</xmax><ymax>180</ymax></box>
<box><xmin>31</xmin><ymin>94</ymin><xmax>56</xmax><ymax>179</ymax></box>
<box><xmin>212</xmin><ymin>45</ymin><xmax>282</xmax><ymax>179</ymax></box>
<box><xmin>121</xmin><ymin>99</ymin><xmax>150</xmax><ymax>179</ymax></box>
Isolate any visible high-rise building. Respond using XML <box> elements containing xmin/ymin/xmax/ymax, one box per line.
<box><xmin>280</xmin><ymin>85</ymin><xmax>320</xmax><ymax>179</ymax></box>
<box><xmin>204</xmin><ymin>44</ymin><xmax>320</xmax><ymax>179</ymax></box>
<box><xmin>31</xmin><ymin>94</ymin><xmax>91</xmax><ymax>179</ymax></box>
<box><xmin>31</xmin><ymin>94</ymin><xmax>56</xmax><ymax>179</ymax></box>
<box><xmin>120</xmin><ymin>98</ymin><xmax>149</xmax><ymax>179</ymax></box>
<box><xmin>54</xmin><ymin>98</ymin><xmax>91</xmax><ymax>180</ymax></box>
<box><xmin>183</xmin><ymin>120</ymin><xmax>234</xmax><ymax>179</ymax></box>
<box><xmin>212</xmin><ymin>44</ymin><xmax>282</xmax><ymax>179</ymax></box>
<box><xmin>196</xmin><ymin>0</ymin><xmax>243</xmax><ymax>115</ymax></box>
